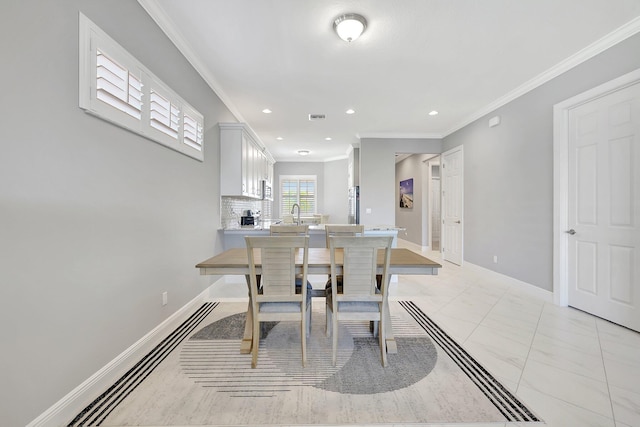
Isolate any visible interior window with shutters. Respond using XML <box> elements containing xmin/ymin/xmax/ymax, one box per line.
<box><xmin>79</xmin><ymin>13</ymin><xmax>204</xmax><ymax>161</ymax></box>
<box><xmin>280</xmin><ymin>176</ymin><xmax>317</xmax><ymax>216</ymax></box>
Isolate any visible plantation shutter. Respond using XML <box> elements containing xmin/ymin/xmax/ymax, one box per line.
<box><xmin>150</xmin><ymin>90</ymin><xmax>180</xmax><ymax>139</ymax></box>
<box><xmin>298</xmin><ymin>178</ymin><xmax>316</xmax><ymax>215</ymax></box>
<box><xmin>183</xmin><ymin>112</ymin><xmax>203</xmax><ymax>151</ymax></box>
<box><xmin>280</xmin><ymin>176</ymin><xmax>316</xmax><ymax>216</ymax></box>
<box><xmin>96</xmin><ymin>50</ymin><xmax>143</xmax><ymax>120</ymax></box>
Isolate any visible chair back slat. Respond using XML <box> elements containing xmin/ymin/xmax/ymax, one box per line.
<box><xmin>261</xmin><ymin>248</ymin><xmax>297</xmax><ymax>295</ymax></box>
<box><xmin>246</xmin><ymin>236</ymin><xmax>308</xmax><ymax>299</ymax></box>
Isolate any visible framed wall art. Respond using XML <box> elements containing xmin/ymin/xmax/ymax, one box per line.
<box><xmin>399</xmin><ymin>178</ymin><xmax>413</xmax><ymax>208</ymax></box>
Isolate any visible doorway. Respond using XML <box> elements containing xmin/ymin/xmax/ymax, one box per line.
<box><xmin>553</xmin><ymin>68</ymin><xmax>640</xmax><ymax>332</ymax></box>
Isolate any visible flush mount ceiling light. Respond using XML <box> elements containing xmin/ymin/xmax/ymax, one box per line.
<box><xmin>428</xmin><ymin>110</ymin><xmax>439</xmax><ymax>116</ymax></box>
<box><xmin>333</xmin><ymin>13</ymin><xmax>367</xmax><ymax>42</ymax></box>
<box><xmin>345</xmin><ymin>108</ymin><xmax>355</xmax><ymax>114</ymax></box>
<box><xmin>262</xmin><ymin>108</ymin><xmax>272</xmax><ymax>114</ymax></box>
<box><xmin>297</xmin><ymin>150</ymin><xmax>310</xmax><ymax>156</ymax></box>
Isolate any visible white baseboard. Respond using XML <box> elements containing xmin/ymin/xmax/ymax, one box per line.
<box><xmin>27</xmin><ymin>287</ymin><xmax>211</xmax><ymax>427</ymax></box>
<box><xmin>464</xmin><ymin>261</ymin><xmax>554</xmax><ymax>303</ymax></box>
<box><xmin>396</xmin><ymin>238</ymin><xmax>553</xmax><ymax>303</ymax></box>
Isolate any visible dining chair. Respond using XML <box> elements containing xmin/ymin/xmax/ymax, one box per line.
<box><xmin>325</xmin><ymin>235</ymin><xmax>393</xmax><ymax>367</ymax></box>
<box><xmin>270</xmin><ymin>224</ymin><xmax>309</xmax><ymax>236</ymax></box>
<box><xmin>245</xmin><ymin>235</ymin><xmax>311</xmax><ymax>368</ymax></box>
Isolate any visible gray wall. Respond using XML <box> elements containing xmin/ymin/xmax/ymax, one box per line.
<box><xmin>443</xmin><ymin>32</ymin><xmax>640</xmax><ymax>291</ymax></box>
<box><xmin>273</xmin><ymin>159</ymin><xmax>349</xmax><ymax>223</ymax></box>
<box><xmin>0</xmin><ymin>1</ymin><xmax>234</xmax><ymax>425</ymax></box>
<box><xmin>360</xmin><ymin>139</ymin><xmax>442</xmax><ymax>225</ymax></box>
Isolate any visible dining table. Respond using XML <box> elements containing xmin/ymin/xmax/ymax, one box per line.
<box><xmin>196</xmin><ymin>247</ymin><xmax>442</xmax><ymax>354</ymax></box>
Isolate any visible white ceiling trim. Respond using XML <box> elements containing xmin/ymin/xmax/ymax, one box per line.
<box><xmin>357</xmin><ymin>132</ymin><xmax>444</xmax><ymax>140</ymax></box>
<box><xmin>137</xmin><ymin>0</ymin><xmax>275</xmax><ymax>149</ymax></box>
<box><xmin>137</xmin><ymin>0</ymin><xmax>243</xmax><ymax>121</ymax></box>
<box><xmin>444</xmin><ymin>15</ymin><xmax>640</xmax><ymax>137</ymax></box>
<box><xmin>139</xmin><ymin>1</ymin><xmax>640</xmax><ymax>149</ymax></box>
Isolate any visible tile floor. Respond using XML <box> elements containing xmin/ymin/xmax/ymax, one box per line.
<box><xmin>208</xmin><ymin>239</ymin><xmax>640</xmax><ymax>427</ymax></box>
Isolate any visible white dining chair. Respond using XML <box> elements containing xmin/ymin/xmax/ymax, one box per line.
<box><xmin>325</xmin><ymin>235</ymin><xmax>393</xmax><ymax>367</ymax></box>
<box><xmin>245</xmin><ymin>235</ymin><xmax>311</xmax><ymax>368</ymax></box>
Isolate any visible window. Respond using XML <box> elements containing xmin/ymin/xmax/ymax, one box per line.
<box><xmin>280</xmin><ymin>176</ymin><xmax>317</xmax><ymax>216</ymax></box>
<box><xmin>79</xmin><ymin>13</ymin><xmax>204</xmax><ymax>161</ymax></box>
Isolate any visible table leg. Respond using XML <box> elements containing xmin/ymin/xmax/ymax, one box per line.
<box><xmin>383</xmin><ymin>303</ymin><xmax>397</xmax><ymax>353</ymax></box>
<box><xmin>240</xmin><ymin>274</ymin><xmax>254</xmax><ymax>354</ymax></box>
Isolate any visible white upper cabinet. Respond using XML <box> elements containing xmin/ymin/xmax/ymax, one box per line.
<box><xmin>220</xmin><ymin>123</ymin><xmax>274</xmax><ymax>198</ymax></box>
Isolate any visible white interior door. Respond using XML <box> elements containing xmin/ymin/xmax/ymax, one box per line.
<box><xmin>442</xmin><ymin>146</ymin><xmax>463</xmax><ymax>265</ymax></box>
<box><xmin>567</xmin><ymin>81</ymin><xmax>640</xmax><ymax>332</ymax></box>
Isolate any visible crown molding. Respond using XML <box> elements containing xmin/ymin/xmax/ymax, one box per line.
<box><xmin>137</xmin><ymin>0</ymin><xmax>244</xmax><ymax>123</ymax></box>
<box><xmin>444</xmin><ymin>15</ymin><xmax>640</xmax><ymax>137</ymax></box>
<box><xmin>357</xmin><ymin>132</ymin><xmax>444</xmax><ymax>140</ymax></box>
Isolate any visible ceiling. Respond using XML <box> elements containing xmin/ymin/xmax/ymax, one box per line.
<box><xmin>139</xmin><ymin>0</ymin><xmax>640</xmax><ymax>162</ymax></box>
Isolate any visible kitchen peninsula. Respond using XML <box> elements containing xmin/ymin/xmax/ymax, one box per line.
<box><xmin>221</xmin><ymin>224</ymin><xmax>404</xmax><ymax>250</ymax></box>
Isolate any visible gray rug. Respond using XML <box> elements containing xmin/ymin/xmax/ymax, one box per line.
<box><xmin>69</xmin><ymin>301</ymin><xmax>540</xmax><ymax>426</ymax></box>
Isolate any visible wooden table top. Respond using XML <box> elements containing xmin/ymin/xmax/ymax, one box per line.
<box><xmin>196</xmin><ymin>247</ymin><xmax>442</xmax><ymax>275</ymax></box>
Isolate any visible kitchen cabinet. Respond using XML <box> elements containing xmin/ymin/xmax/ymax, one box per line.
<box><xmin>220</xmin><ymin>123</ymin><xmax>274</xmax><ymax>198</ymax></box>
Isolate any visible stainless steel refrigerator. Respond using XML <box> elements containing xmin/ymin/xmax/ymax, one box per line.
<box><xmin>348</xmin><ymin>186</ymin><xmax>359</xmax><ymax>224</ymax></box>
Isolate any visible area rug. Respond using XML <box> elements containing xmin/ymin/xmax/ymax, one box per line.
<box><xmin>69</xmin><ymin>301</ymin><xmax>540</xmax><ymax>426</ymax></box>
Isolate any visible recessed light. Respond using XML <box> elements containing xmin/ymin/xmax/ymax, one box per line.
<box><xmin>428</xmin><ymin>110</ymin><xmax>439</xmax><ymax>116</ymax></box>
<box><xmin>325</xmin><ymin>137</ymin><xmax>332</xmax><ymax>141</ymax></box>
<box><xmin>276</xmin><ymin>137</ymin><xmax>283</xmax><ymax>140</ymax></box>
<box><xmin>346</xmin><ymin>109</ymin><xmax>355</xmax><ymax>115</ymax></box>
<box><xmin>262</xmin><ymin>108</ymin><xmax>272</xmax><ymax>114</ymax></box>
<box><xmin>297</xmin><ymin>150</ymin><xmax>310</xmax><ymax>156</ymax></box>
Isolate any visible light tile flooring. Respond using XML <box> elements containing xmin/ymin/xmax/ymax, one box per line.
<box><xmin>209</xmin><ymin>239</ymin><xmax>640</xmax><ymax>427</ymax></box>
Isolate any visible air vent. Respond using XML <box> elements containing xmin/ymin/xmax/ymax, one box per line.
<box><xmin>308</xmin><ymin>114</ymin><xmax>326</xmax><ymax>121</ymax></box>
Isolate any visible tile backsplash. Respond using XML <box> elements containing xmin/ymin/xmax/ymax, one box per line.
<box><xmin>221</xmin><ymin>197</ymin><xmax>273</xmax><ymax>228</ymax></box>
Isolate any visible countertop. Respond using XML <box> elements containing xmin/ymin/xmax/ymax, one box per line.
<box><xmin>221</xmin><ymin>223</ymin><xmax>405</xmax><ymax>232</ymax></box>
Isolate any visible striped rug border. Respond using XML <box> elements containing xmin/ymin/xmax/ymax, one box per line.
<box><xmin>68</xmin><ymin>302</ymin><xmax>218</xmax><ymax>426</ymax></box>
<box><xmin>399</xmin><ymin>300</ymin><xmax>541</xmax><ymax>423</ymax></box>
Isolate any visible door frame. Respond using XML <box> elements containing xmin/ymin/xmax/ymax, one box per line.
<box><xmin>425</xmin><ymin>157</ymin><xmax>441</xmax><ymax>251</ymax></box>
<box><xmin>553</xmin><ymin>67</ymin><xmax>640</xmax><ymax>306</ymax></box>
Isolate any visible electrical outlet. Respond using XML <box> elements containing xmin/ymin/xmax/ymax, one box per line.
<box><xmin>493</xmin><ymin>255</ymin><xmax>498</xmax><ymax>264</ymax></box>
<box><xmin>162</xmin><ymin>292</ymin><xmax>168</xmax><ymax>306</ymax></box>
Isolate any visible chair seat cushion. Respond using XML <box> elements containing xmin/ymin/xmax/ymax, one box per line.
<box><xmin>325</xmin><ymin>288</ymin><xmax>380</xmax><ymax>312</ymax></box>
<box><xmin>259</xmin><ymin>301</ymin><xmax>305</xmax><ymax>313</ymax></box>
<box><xmin>336</xmin><ymin>301</ymin><xmax>380</xmax><ymax>312</ymax></box>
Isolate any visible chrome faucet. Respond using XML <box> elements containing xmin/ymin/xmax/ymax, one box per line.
<box><xmin>291</xmin><ymin>203</ymin><xmax>301</xmax><ymax>225</ymax></box>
